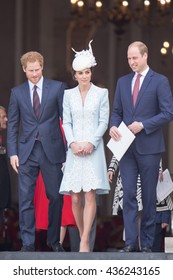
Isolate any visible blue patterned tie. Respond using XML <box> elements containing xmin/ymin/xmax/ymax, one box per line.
<box><xmin>33</xmin><ymin>85</ymin><xmax>40</xmax><ymax>118</ymax></box>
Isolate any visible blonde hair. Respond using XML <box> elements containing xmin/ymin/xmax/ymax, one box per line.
<box><xmin>0</xmin><ymin>106</ymin><xmax>6</xmax><ymax>111</ymax></box>
<box><xmin>20</xmin><ymin>51</ymin><xmax>44</xmax><ymax>69</ymax></box>
<box><xmin>128</xmin><ymin>41</ymin><xmax>148</xmax><ymax>56</ymax></box>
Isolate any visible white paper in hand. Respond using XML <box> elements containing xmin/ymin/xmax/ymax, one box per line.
<box><xmin>107</xmin><ymin>121</ymin><xmax>136</xmax><ymax>161</ymax></box>
<box><xmin>157</xmin><ymin>169</ymin><xmax>173</xmax><ymax>202</ymax></box>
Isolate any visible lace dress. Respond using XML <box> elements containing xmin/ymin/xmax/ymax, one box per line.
<box><xmin>59</xmin><ymin>83</ymin><xmax>110</xmax><ymax>194</ymax></box>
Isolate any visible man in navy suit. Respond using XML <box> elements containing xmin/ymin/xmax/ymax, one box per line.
<box><xmin>7</xmin><ymin>51</ymin><xmax>67</xmax><ymax>252</ymax></box>
<box><xmin>110</xmin><ymin>41</ymin><xmax>173</xmax><ymax>252</ymax></box>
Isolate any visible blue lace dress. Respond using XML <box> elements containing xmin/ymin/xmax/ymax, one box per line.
<box><xmin>59</xmin><ymin>83</ymin><xmax>110</xmax><ymax>195</ymax></box>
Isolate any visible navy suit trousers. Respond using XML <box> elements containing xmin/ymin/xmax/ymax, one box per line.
<box><xmin>18</xmin><ymin>141</ymin><xmax>63</xmax><ymax>247</ymax></box>
<box><xmin>119</xmin><ymin>142</ymin><xmax>161</xmax><ymax>248</ymax></box>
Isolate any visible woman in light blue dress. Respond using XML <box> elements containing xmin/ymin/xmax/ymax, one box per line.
<box><xmin>59</xmin><ymin>41</ymin><xmax>110</xmax><ymax>252</ymax></box>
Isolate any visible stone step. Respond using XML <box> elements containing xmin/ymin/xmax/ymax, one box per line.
<box><xmin>165</xmin><ymin>237</ymin><xmax>173</xmax><ymax>253</ymax></box>
<box><xmin>0</xmin><ymin>251</ymin><xmax>173</xmax><ymax>260</ymax></box>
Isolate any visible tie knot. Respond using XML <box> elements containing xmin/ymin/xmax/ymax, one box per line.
<box><xmin>136</xmin><ymin>73</ymin><xmax>141</xmax><ymax>79</ymax></box>
<box><xmin>34</xmin><ymin>85</ymin><xmax>37</xmax><ymax>91</ymax></box>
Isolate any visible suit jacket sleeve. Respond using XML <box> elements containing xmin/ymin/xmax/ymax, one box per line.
<box><xmin>142</xmin><ymin>75</ymin><xmax>173</xmax><ymax>134</ymax></box>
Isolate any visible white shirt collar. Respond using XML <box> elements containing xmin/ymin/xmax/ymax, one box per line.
<box><xmin>135</xmin><ymin>66</ymin><xmax>149</xmax><ymax>78</ymax></box>
<box><xmin>28</xmin><ymin>76</ymin><xmax>43</xmax><ymax>91</ymax></box>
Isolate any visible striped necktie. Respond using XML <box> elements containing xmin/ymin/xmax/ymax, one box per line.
<box><xmin>33</xmin><ymin>85</ymin><xmax>40</xmax><ymax>118</ymax></box>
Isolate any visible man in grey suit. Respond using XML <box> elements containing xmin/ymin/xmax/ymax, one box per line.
<box><xmin>7</xmin><ymin>51</ymin><xmax>67</xmax><ymax>252</ymax></box>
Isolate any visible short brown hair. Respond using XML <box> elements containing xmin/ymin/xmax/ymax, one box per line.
<box><xmin>0</xmin><ymin>106</ymin><xmax>6</xmax><ymax>111</ymax></box>
<box><xmin>128</xmin><ymin>41</ymin><xmax>148</xmax><ymax>56</ymax></box>
<box><xmin>20</xmin><ymin>51</ymin><xmax>44</xmax><ymax>69</ymax></box>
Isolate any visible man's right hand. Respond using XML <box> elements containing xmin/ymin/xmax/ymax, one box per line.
<box><xmin>10</xmin><ymin>155</ymin><xmax>19</xmax><ymax>173</ymax></box>
<box><xmin>109</xmin><ymin>126</ymin><xmax>121</xmax><ymax>141</ymax></box>
<box><xmin>107</xmin><ymin>171</ymin><xmax>114</xmax><ymax>183</ymax></box>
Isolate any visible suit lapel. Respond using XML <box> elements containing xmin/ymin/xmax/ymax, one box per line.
<box><xmin>126</xmin><ymin>73</ymin><xmax>135</xmax><ymax>110</ymax></box>
<box><xmin>134</xmin><ymin>69</ymin><xmax>153</xmax><ymax>108</ymax></box>
<box><xmin>23</xmin><ymin>82</ymin><xmax>35</xmax><ymax>116</ymax></box>
<box><xmin>39</xmin><ymin>78</ymin><xmax>49</xmax><ymax>119</ymax></box>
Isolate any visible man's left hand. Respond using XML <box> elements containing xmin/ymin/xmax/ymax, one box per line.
<box><xmin>128</xmin><ymin>121</ymin><xmax>143</xmax><ymax>135</ymax></box>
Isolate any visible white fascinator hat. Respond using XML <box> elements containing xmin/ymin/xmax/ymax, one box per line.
<box><xmin>72</xmin><ymin>40</ymin><xmax>97</xmax><ymax>71</ymax></box>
